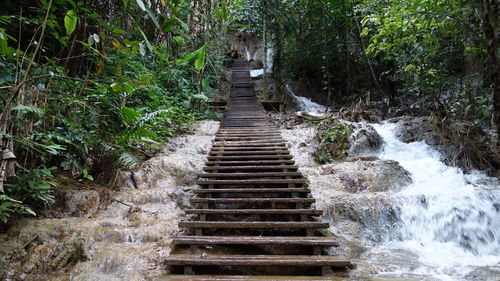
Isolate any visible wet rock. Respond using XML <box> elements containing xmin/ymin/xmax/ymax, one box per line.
<box><xmin>348</xmin><ymin>123</ymin><xmax>382</xmax><ymax>157</ymax></box>
<box><xmin>320</xmin><ymin>159</ymin><xmax>412</xmax><ymax>192</ymax></box>
<box><xmin>327</xmin><ymin>235</ymin><xmax>367</xmax><ymax>259</ymax></box>
<box><xmin>281</xmin><ymin>125</ymin><xmax>319</xmax><ymax>167</ymax></box>
<box><xmin>63</xmin><ymin>189</ymin><xmax>100</xmax><ymax>218</ymax></box>
<box><xmin>464</xmin><ymin>266</ymin><xmax>500</xmax><ymax>281</ymax></box>
<box><xmin>391</xmin><ymin>116</ymin><xmax>439</xmax><ymax>145</ymax></box>
<box><xmin>315</xmin><ymin>192</ymin><xmax>400</xmax><ymax>243</ymax></box>
<box><xmin>50</xmin><ymin>237</ymin><xmax>90</xmax><ymax>271</ymax></box>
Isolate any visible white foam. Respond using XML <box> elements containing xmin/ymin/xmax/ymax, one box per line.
<box><xmin>372</xmin><ymin>122</ymin><xmax>500</xmax><ymax>279</ymax></box>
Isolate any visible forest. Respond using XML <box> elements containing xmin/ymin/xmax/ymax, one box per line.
<box><xmin>0</xmin><ymin>0</ymin><xmax>498</xmax><ymax>280</ymax></box>
<box><xmin>2</xmin><ymin>0</ymin><xmax>496</xmax><ymax>223</ymax></box>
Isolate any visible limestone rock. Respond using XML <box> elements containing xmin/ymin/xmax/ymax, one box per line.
<box><xmin>320</xmin><ymin>159</ymin><xmax>412</xmax><ymax>193</ymax></box>
<box><xmin>63</xmin><ymin>189</ymin><xmax>100</xmax><ymax>218</ymax></box>
<box><xmin>348</xmin><ymin>123</ymin><xmax>382</xmax><ymax>157</ymax></box>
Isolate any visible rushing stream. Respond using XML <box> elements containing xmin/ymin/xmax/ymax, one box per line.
<box><xmin>371</xmin><ymin>122</ymin><xmax>500</xmax><ymax>280</ymax></box>
<box><xmin>285</xmin><ymin>84</ymin><xmax>327</xmax><ymax>115</ymax></box>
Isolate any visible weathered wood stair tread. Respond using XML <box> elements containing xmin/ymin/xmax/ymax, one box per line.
<box><xmin>197</xmin><ymin>179</ymin><xmax>305</xmax><ymax>185</ymax></box>
<box><xmin>190</xmin><ymin>198</ymin><xmax>314</xmax><ymax>203</ymax></box>
<box><xmin>185</xmin><ymin>209</ymin><xmax>322</xmax><ymax>215</ymax></box>
<box><xmin>210</xmin><ymin>147</ymin><xmax>288</xmax><ymax>151</ymax></box>
<box><xmin>209</xmin><ymin>151</ymin><xmax>290</xmax><ymax>155</ymax></box>
<box><xmin>198</xmin><ymin>172</ymin><xmax>301</xmax><ymax>178</ymax></box>
<box><xmin>207</xmin><ymin>155</ymin><xmax>294</xmax><ymax>161</ymax></box>
<box><xmin>206</xmin><ymin>160</ymin><xmax>295</xmax><ymax>166</ymax></box>
<box><xmin>173</xmin><ymin>236</ymin><xmax>339</xmax><ymax>246</ymax></box>
<box><xmin>179</xmin><ymin>221</ymin><xmax>328</xmax><ymax>229</ymax></box>
<box><xmin>203</xmin><ymin>166</ymin><xmax>299</xmax><ymax>171</ymax></box>
<box><xmin>159</xmin><ymin>275</ymin><xmax>347</xmax><ymax>281</ymax></box>
<box><xmin>192</xmin><ymin>188</ymin><xmax>309</xmax><ymax>193</ymax></box>
<box><xmin>164</xmin><ymin>254</ymin><xmax>353</xmax><ymax>268</ymax></box>
<box><xmin>212</xmin><ymin>142</ymin><xmax>288</xmax><ymax>147</ymax></box>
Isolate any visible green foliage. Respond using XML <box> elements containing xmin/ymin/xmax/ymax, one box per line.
<box><xmin>0</xmin><ymin>0</ymin><xmax>235</xmax><ymax>224</ymax></box>
<box><xmin>0</xmin><ymin>195</ymin><xmax>36</xmax><ymax>223</ymax></box>
<box><xmin>4</xmin><ymin>167</ymin><xmax>57</xmax><ymax>208</ymax></box>
<box><xmin>254</xmin><ymin>0</ymin><xmax>491</xmax><ymax>124</ymax></box>
<box><xmin>64</xmin><ymin>10</ymin><xmax>78</xmax><ymax>35</ymax></box>
<box><xmin>314</xmin><ymin>122</ymin><xmax>354</xmax><ymax>164</ymax></box>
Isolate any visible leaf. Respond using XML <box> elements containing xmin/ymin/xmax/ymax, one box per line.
<box><xmin>136</xmin><ymin>0</ymin><xmax>160</xmax><ymax>29</ymax></box>
<box><xmin>36</xmin><ymin>184</ymin><xmax>51</xmax><ymax>190</ymax></box>
<box><xmin>120</xmin><ymin>107</ymin><xmax>141</xmax><ymax>125</ymax></box>
<box><xmin>64</xmin><ymin>10</ymin><xmax>78</xmax><ymax>35</ymax></box>
<box><xmin>195</xmin><ymin>45</ymin><xmax>206</xmax><ymax>71</ymax></box>
<box><xmin>11</xmin><ymin>105</ymin><xmax>44</xmax><ymax>117</ymax></box>
<box><xmin>87</xmin><ymin>34</ymin><xmax>94</xmax><ymax>45</ymax></box>
<box><xmin>110</xmin><ymin>83</ymin><xmax>121</xmax><ymax>92</ymax></box>
<box><xmin>163</xmin><ymin>18</ymin><xmax>177</xmax><ymax>33</ymax></box>
<box><xmin>112</xmin><ymin>40</ymin><xmax>122</xmax><ymax>50</ymax></box>
<box><xmin>135</xmin><ymin>0</ymin><xmax>146</xmax><ymax>11</ymax></box>
<box><xmin>176</xmin><ymin>52</ymin><xmax>196</xmax><ymax>65</ymax></box>
<box><xmin>192</xmin><ymin>93</ymin><xmax>209</xmax><ymax>101</ymax></box>
<box><xmin>118</xmin><ymin>151</ymin><xmax>139</xmax><ymax>168</ymax></box>
<box><xmin>177</xmin><ymin>18</ymin><xmax>189</xmax><ymax>32</ymax></box>
<box><xmin>144</xmin><ymin>6</ymin><xmax>160</xmax><ymax>29</ymax></box>
<box><xmin>138</xmin><ymin>28</ymin><xmax>153</xmax><ymax>52</ymax></box>
<box><xmin>93</xmin><ymin>34</ymin><xmax>100</xmax><ymax>43</ymax></box>
<box><xmin>139</xmin><ymin>42</ymin><xmax>146</xmax><ymax>56</ymax></box>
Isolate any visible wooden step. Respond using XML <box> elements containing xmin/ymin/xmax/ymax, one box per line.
<box><xmin>159</xmin><ymin>275</ymin><xmax>346</xmax><ymax>281</ymax></box>
<box><xmin>192</xmin><ymin>188</ymin><xmax>309</xmax><ymax>194</ymax></box>
<box><xmin>173</xmin><ymin>236</ymin><xmax>339</xmax><ymax>246</ymax></box>
<box><xmin>185</xmin><ymin>209</ymin><xmax>322</xmax><ymax>215</ymax></box>
<box><xmin>203</xmin><ymin>166</ymin><xmax>299</xmax><ymax>171</ymax></box>
<box><xmin>209</xmin><ymin>151</ymin><xmax>290</xmax><ymax>156</ymax></box>
<box><xmin>197</xmin><ymin>179</ymin><xmax>305</xmax><ymax>185</ymax></box>
<box><xmin>190</xmin><ymin>198</ymin><xmax>315</xmax><ymax>204</ymax></box>
<box><xmin>179</xmin><ymin>221</ymin><xmax>328</xmax><ymax>229</ymax></box>
<box><xmin>205</xmin><ymin>160</ymin><xmax>295</xmax><ymax>166</ymax></box>
<box><xmin>210</xmin><ymin>147</ymin><xmax>288</xmax><ymax>151</ymax></box>
<box><xmin>198</xmin><ymin>172</ymin><xmax>302</xmax><ymax>178</ymax></box>
<box><xmin>214</xmin><ymin>137</ymin><xmax>283</xmax><ymax>141</ymax></box>
<box><xmin>164</xmin><ymin>254</ymin><xmax>354</xmax><ymax>268</ymax></box>
<box><xmin>212</xmin><ymin>143</ymin><xmax>287</xmax><ymax>147</ymax></box>
<box><xmin>207</xmin><ymin>155</ymin><xmax>293</xmax><ymax>161</ymax></box>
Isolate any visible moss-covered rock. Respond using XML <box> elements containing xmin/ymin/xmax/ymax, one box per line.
<box><xmin>314</xmin><ymin>121</ymin><xmax>354</xmax><ymax>163</ymax></box>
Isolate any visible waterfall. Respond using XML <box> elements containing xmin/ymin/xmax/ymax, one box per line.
<box><xmin>372</xmin><ymin>122</ymin><xmax>500</xmax><ymax>279</ymax></box>
<box><xmin>285</xmin><ymin>84</ymin><xmax>327</xmax><ymax>116</ymax></box>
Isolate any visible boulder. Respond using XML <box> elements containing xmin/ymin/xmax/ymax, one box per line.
<box><xmin>348</xmin><ymin>123</ymin><xmax>383</xmax><ymax>157</ymax></box>
<box><xmin>320</xmin><ymin>159</ymin><xmax>412</xmax><ymax>193</ymax></box>
<box><xmin>63</xmin><ymin>190</ymin><xmax>100</xmax><ymax>218</ymax></box>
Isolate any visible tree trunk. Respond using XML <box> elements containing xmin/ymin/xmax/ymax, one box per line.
<box><xmin>483</xmin><ymin>0</ymin><xmax>499</xmax><ymax>138</ymax></box>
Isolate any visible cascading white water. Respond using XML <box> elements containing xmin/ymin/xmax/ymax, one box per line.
<box><xmin>372</xmin><ymin>122</ymin><xmax>500</xmax><ymax>279</ymax></box>
<box><xmin>244</xmin><ymin>46</ymin><xmax>251</xmax><ymax>61</ymax></box>
<box><xmin>285</xmin><ymin>84</ymin><xmax>327</xmax><ymax>115</ymax></box>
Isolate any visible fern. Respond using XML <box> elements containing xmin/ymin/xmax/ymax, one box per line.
<box><xmin>118</xmin><ymin>151</ymin><xmax>139</xmax><ymax>169</ymax></box>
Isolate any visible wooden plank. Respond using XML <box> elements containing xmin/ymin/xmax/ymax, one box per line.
<box><xmin>190</xmin><ymin>198</ymin><xmax>314</xmax><ymax>203</ymax></box>
<box><xmin>207</xmin><ymin>155</ymin><xmax>293</xmax><ymax>161</ymax></box>
<box><xmin>198</xmin><ymin>172</ymin><xmax>301</xmax><ymax>178</ymax></box>
<box><xmin>203</xmin><ymin>165</ymin><xmax>299</xmax><ymax>171</ymax></box>
<box><xmin>208</xmin><ymin>151</ymin><xmax>290</xmax><ymax>156</ymax></box>
<box><xmin>205</xmin><ymin>160</ymin><xmax>295</xmax><ymax>166</ymax></box>
<box><xmin>173</xmin><ymin>236</ymin><xmax>339</xmax><ymax>246</ymax></box>
<box><xmin>185</xmin><ymin>209</ymin><xmax>322</xmax><ymax>215</ymax></box>
<box><xmin>179</xmin><ymin>221</ymin><xmax>328</xmax><ymax>229</ymax></box>
<box><xmin>197</xmin><ymin>179</ymin><xmax>305</xmax><ymax>185</ymax></box>
<box><xmin>192</xmin><ymin>188</ymin><xmax>309</xmax><ymax>193</ymax></box>
<box><xmin>164</xmin><ymin>254</ymin><xmax>353</xmax><ymax>268</ymax></box>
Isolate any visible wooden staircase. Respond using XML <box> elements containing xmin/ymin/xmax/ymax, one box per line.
<box><xmin>162</xmin><ymin>60</ymin><xmax>354</xmax><ymax>280</ymax></box>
